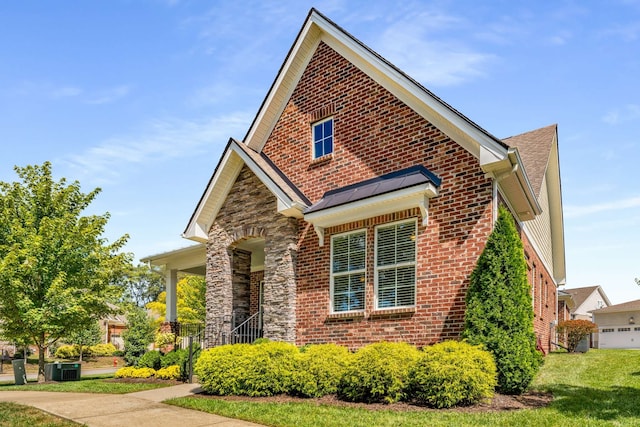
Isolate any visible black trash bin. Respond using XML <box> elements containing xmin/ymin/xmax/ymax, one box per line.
<box><xmin>12</xmin><ymin>359</ymin><xmax>27</xmax><ymax>385</ymax></box>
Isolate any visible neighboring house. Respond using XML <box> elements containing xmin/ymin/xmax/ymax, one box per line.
<box><xmin>558</xmin><ymin>285</ymin><xmax>611</xmax><ymax>348</ymax></box>
<box><xmin>557</xmin><ymin>289</ymin><xmax>575</xmax><ymax>324</ymax></box>
<box><xmin>561</xmin><ymin>286</ymin><xmax>611</xmax><ymax>321</ymax></box>
<box><xmin>143</xmin><ymin>9</ymin><xmax>565</xmax><ymax>353</ymax></box>
<box><xmin>592</xmin><ymin>300</ymin><xmax>640</xmax><ymax>349</ymax></box>
<box><xmin>101</xmin><ymin>309</ymin><xmax>127</xmax><ymax>350</ymax></box>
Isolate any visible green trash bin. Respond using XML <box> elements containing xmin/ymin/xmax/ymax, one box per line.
<box><xmin>12</xmin><ymin>359</ymin><xmax>27</xmax><ymax>385</ymax></box>
<box><xmin>45</xmin><ymin>362</ymin><xmax>81</xmax><ymax>381</ymax></box>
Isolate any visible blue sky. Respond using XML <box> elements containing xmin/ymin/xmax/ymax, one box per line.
<box><xmin>1</xmin><ymin>1</ymin><xmax>639</xmax><ymax>304</ymax></box>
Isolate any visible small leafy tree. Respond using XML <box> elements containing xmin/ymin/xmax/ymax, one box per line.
<box><xmin>147</xmin><ymin>275</ymin><xmax>205</xmax><ymax>325</ymax></box>
<box><xmin>66</xmin><ymin>321</ymin><xmax>102</xmax><ymax>362</ymax></box>
<box><xmin>120</xmin><ymin>264</ymin><xmax>164</xmax><ymax>307</ymax></box>
<box><xmin>463</xmin><ymin>206</ymin><xmax>542</xmax><ymax>394</ymax></box>
<box><xmin>122</xmin><ymin>307</ymin><xmax>155</xmax><ymax>366</ymax></box>
<box><xmin>556</xmin><ymin>320</ymin><xmax>597</xmax><ymax>352</ymax></box>
<box><xmin>0</xmin><ymin>162</ymin><xmax>130</xmax><ymax>381</ymax></box>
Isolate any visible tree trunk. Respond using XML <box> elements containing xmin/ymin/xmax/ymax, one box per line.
<box><xmin>38</xmin><ymin>342</ymin><xmax>46</xmax><ymax>383</ymax></box>
<box><xmin>79</xmin><ymin>345</ymin><xmax>83</xmax><ymax>362</ymax></box>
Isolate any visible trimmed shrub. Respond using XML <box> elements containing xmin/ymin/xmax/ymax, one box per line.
<box><xmin>89</xmin><ymin>343</ymin><xmax>118</xmax><ymax>357</ymax></box>
<box><xmin>556</xmin><ymin>320</ymin><xmax>597</xmax><ymax>352</ymax></box>
<box><xmin>463</xmin><ymin>206</ymin><xmax>542</xmax><ymax>394</ymax></box>
<box><xmin>137</xmin><ymin>350</ymin><xmax>162</xmax><ymax>370</ymax></box>
<box><xmin>55</xmin><ymin>344</ymin><xmax>79</xmax><ymax>359</ymax></box>
<box><xmin>115</xmin><ymin>366</ymin><xmax>157</xmax><ymax>378</ymax></box>
<box><xmin>195</xmin><ymin>341</ymin><xmax>299</xmax><ymax>396</ymax></box>
<box><xmin>337</xmin><ymin>341</ymin><xmax>421</xmax><ymax>403</ymax></box>
<box><xmin>156</xmin><ymin>365</ymin><xmax>181</xmax><ymax>380</ymax></box>
<box><xmin>291</xmin><ymin>343</ymin><xmax>351</xmax><ymax>398</ymax></box>
<box><xmin>114</xmin><ymin>367</ymin><xmax>137</xmax><ymax>378</ymax></box>
<box><xmin>408</xmin><ymin>341</ymin><xmax>497</xmax><ymax>408</ymax></box>
<box><xmin>129</xmin><ymin>367</ymin><xmax>156</xmax><ymax>378</ymax></box>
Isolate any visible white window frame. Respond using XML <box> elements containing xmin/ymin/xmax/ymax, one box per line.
<box><xmin>330</xmin><ymin>228</ymin><xmax>366</xmax><ymax>314</ymax></box>
<box><xmin>374</xmin><ymin>219</ymin><xmax>417</xmax><ymax>310</ymax></box>
<box><xmin>312</xmin><ymin>117</ymin><xmax>334</xmax><ymax>159</ymax></box>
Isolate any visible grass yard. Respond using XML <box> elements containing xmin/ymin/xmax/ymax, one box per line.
<box><xmin>0</xmin><ymin>401</ymin><xmax>80</xmax><ymax>426</ymax></box>
<box><xmin>0</xmin><ymin>376</ymin><xmax>173</xmax><ymax>394</ymax></box>
<box><xmin>167</xmin><ymin>349</ymin><xmax>640</xmax><ymax>427</ymax></box>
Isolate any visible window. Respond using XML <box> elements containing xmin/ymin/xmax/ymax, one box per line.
<box><xmin>601</xmin><ymin>328</ymin><xmax>614</xmax><ymax>333</ymax></box>
<box><xmin>331</xmin><ymin>230</ymin><xmax>366</xmax><ymax>312</ymax></box>
<box><xmin>375</xmin><ymin>220</ymin><xmax>417</xmax><ymax>309</ymax></box>
<box><xmin>313</xmin><ymin>117</ymin><xmax>333</xmax><ymax>158</ymax></box>
<box><xmin>618</xmin><ymin>327</ymin><xmax>631</xmax><ymax>332</ymax></box>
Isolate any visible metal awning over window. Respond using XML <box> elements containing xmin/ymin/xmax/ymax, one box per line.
<box><xmin>304</xmin><ymin>165</ymin><xmax>441</xmax><ymax>245</ymax></box>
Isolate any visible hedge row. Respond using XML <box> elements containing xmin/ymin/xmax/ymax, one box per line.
<box><xmin>114</xmin><ymin>365</ymin><xmax>181</xmax><ymax>380</ymax></box>
<box><xmin>195</xmin><ymin>340</ymin><xmax>496</xmax><ymax>408</ymax></box>
<box><xmin>55</xmin><ymin>343</ymin><xmax>119</xmax><ymax>359</ymax></box>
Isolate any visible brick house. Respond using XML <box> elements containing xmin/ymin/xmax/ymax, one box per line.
<box><xmin>145</xmin><ymin>9</ymin><xmax>565</xmax><ymax>353</ymax></box>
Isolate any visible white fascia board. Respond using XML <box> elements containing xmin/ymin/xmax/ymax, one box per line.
<box><xmin>246</xmin><ymin>21</ymin><xmax>320</xmax><ymax>151</ymax></box>
<box><xmin>183</xmin><ymin>149</ymin><xmax>242</xmax><ymax>241</ymax></box>
<box><xmin>305</xmin><ymin>183</ymin><xmax>438</xmax><ymax>230</ymax></box>
<box><xmin>312</xmin><ymin>12</ymin><xmax>507</xmax><ymax>163</ymax></box>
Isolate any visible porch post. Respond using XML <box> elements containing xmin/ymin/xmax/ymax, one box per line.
<box><xmin>166</xmin><ymin>268</ymin><xmax>178</xmax><ymax>323</ymax></box>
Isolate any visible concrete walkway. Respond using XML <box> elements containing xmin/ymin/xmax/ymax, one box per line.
<box><xmin>0</xmin><ymin>383</ymin><xmax>264</xmax><ymax>427</ymax></box>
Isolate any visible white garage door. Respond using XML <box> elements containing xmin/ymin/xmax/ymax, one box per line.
<box><xmin>599</xmin><ymin>326</ymin><xmax>640</xmax><ymax>349</ymax></box>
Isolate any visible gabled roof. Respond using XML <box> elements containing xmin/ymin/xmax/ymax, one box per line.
<box><xmin>592</xmin><ymin>299</ymin><xmax>640</xmax><ymax>314</ymax></box>
<box><xmin>183</xmin><ymin>139</ymin><xmax>309</xmax><ymax>242</ymax></box>
<box><xmin>564</xmin><ymin>286</ymin><xmax>613</xmax><ymax>309</ymax></box>
<box><xmin>503</xmin><ymin>124</ymin><xmax>557</xmax><ymax>198</ymax></box>
<box><xmin>183</xmin><ymin>8</ymin><xmax>555</xmax><ymax>242</ymax></box>
<box><xmin>240</xmin><ymin>8</ymin><xmax>540</xmax><ymax>221</ymax></box>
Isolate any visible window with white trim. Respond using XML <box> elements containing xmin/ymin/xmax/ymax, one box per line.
<box><xmin>331</xmin><ymin>230</ymin><xmax>366</xmax><ymax>313</ymax></box>
<box><xmin>312</xmin><ymin>117</ymin><xmax>333</xmax><ymax>159</ymax></box>
<box><xmin>375</xmin><ymin>220</ymin><xmax>417</xmax><ymax>309</ymax></box>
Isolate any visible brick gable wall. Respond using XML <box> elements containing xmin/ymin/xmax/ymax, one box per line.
<box><xmin>260</xmin><ymin>41</ymin><xmax>496</xmax><ymax>349</ymax></box>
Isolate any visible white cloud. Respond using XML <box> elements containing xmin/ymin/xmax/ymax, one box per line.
<box><xmin>86</xmin><ymin>85</ymin><xmax>132</xmax><ymax>105</ymax></box>
<box><xmin>62</xmin><ymin>112</ymin><xmax>252</xmax><ymax>184</ymax></box>
<box><xmin>602</xmin><ymin>104</ymin><xmax>640</xmax><ymax>125</ymax></box>
<box><xmin>375</xmin><ymin>10</ymin><xmax>494</xmax><ymax>86</ymax></box>
<box><xmin>564</xmin><ymin>196</ymin><xmax>640</xmax><ymax>218</ymax></box>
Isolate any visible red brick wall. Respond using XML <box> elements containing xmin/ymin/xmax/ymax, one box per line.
<box><xmin>263</xmin><ymin>42</ymin><xmax>495</xmax><ymax>349</ymax></box>
<box><xmin>250</xmin><ymin>270</ymin><xmax>264</xmax><ymax>316</ymax></box>
<box><xmin>521</xmin><ymin>231</ymin><xmax>557</xmax><ymax>354</ymax></box>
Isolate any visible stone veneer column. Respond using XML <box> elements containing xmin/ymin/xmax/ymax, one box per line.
<box><xmin>263</xmin><ymin>217</ymin><xmax>299</xmax><ymax>343</ymax></box>
<box><xmin>231</xmin><ymin>248</ymin><xmax>251</xmax><ymax>325</ymax></box>
<box><xmin>205</xmin><ymin>223</ymin><xmax>233</xmax><ymax>347</ymax></box>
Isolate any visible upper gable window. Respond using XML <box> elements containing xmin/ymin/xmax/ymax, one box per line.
<box><xmin>313</xmin><ymin>117</ymin><xmax>333</xmax><ymax>159</ymax></box>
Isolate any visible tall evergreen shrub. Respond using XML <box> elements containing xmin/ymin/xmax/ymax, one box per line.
<box><xmin>463</xmin><ymin>205</ymin><xmax>542</xmax><ymax>394</ymax></box>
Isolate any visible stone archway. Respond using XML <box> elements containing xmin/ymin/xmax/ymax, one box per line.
<box><xmin>204</xmin><ymin>166</ymin><xmax>298</xmax><ymax>347</ymax></box>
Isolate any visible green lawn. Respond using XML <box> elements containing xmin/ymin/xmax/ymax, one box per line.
<box><xmin>167</xmin><ymin>349</ymin><xmax>640</xmax><ymax>427</ymax></box>
<box><xmin>0</xmin><ymin>376</ymin><xmax>172</xmax><ymax>394</ymax></box>
<box><xmin>0</xmin><ymin>401</ymin><xmax>80</xmax><ymax>426</ymax></box>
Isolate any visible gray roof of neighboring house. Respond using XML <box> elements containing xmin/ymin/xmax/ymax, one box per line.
<box><xmin>592</xmin><ymin>299</ymin><xmax>640</xmax><ymax>314</ymax></box>
<box><xmin>502</xmin><ymin>124</ymin><xmax>557</xmax><ymax>198</ymax></box>
<box><xmin>563</xmin><ymin>285</ymin><xmax>612</xmax><ymax>309</ymax></box>
<box><xmin>305</xmin><ymin>165</ymin><xmax>441</xmax><ymax>214</ymax></box>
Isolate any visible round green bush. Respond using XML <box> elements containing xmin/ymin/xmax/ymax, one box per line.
<box><xmin>195</xmin><ymin>342</ymin><xmax>299</xmax><ymax>396</ymax></box>
<box><xmin>291</xmin><ymin>343</ymin><xmax>351</xmax><ymax>398</ymax></box>
<box><xmin>408</xmin><ymin>340</ymin><xmax>497</xmax><ymax>408</ymax></box>
<box><xmin>337</xmin><ymin>341</ymin><xmax>421</xmax><ymax>403</ymax></box>
<box><xmin>55</xmin><ymin>344</ymin><xmax>79</xmax><ymax>359</ymax></box>
<box><xmin>89</xmin><ymin>343</ymin><xmax>118</xmax><ymax>357</ymax></box>
<box><xmin>156</xmin><ymin>365</ymin><xmax>181</xmax><ymax>380</ymax></box>
<box><xmin>137</xmin><ymin>350</ymin><xmax>162</xmax><ymax>370</ymax></box>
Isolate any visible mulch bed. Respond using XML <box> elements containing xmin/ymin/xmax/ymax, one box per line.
<box><xmin>106</xmin><ymin>377</ymin><xmax>553</xmax><ymax>412</ymax></box>
<box><xmin>189</xmin><ymin>391</ymin><xmax>553</xmax><ymax>413</ymax></box>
